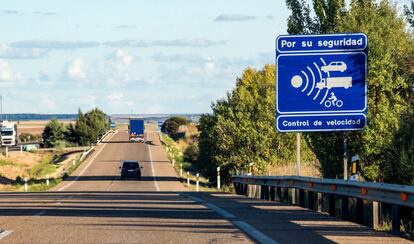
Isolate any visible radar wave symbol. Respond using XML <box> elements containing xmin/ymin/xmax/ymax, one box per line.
<box><xmin>290</xmin><ymin>58</ymin><xmax>330</xmax><ymax>105</ymax></box>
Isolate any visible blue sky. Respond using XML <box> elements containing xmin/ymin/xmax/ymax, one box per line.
<box><xmin>0</xmin><ymin>0</ymin><xmax>411</xmax><ymax>114</ymax></box>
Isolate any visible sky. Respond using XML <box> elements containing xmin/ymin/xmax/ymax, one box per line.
<box><xmin>0</xmin><ymin>0</ymin><xmax>411</xmax><ymax>114</ymax></box>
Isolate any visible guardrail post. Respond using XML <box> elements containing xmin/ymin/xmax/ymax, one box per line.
<box><xmin>283</xmin><ymin>188</ymin><xmax>289</xmax><ymax>204</ymax></box>
<box><xmin>317</xmin><ymin>193</ymin><xmax>323</xmax><ymax>212</ymax></box>
<box><xmin>328</xmin><ymin>195</ymin><xmax>336</xmax><ymax>217</ymax></box>
<box><xmin>356</xmin><ymin>198</ymin><xmax>364</xmax><ymax>224</ymax></box>
<box><xmin>186</xmin><ymin>172</ymin><xmax>190</xmax><ymax>188</ymax></box>
<box><xmin>391</xmin><ymin>205</ymin><xmax>400</xmax><ymax>235</ymax></box>
<box><xmin>243</xmin><ymin>184</ymin><xmax>248</xmax><ymax>196</ymax></box>
<box><xmin>270</xmin><ymin>186</ymin><xmax>276</xmax><ymax>201</ymax></box>
<box><xmin>308</xmin><ymin>191</ymin><xmax>315</xmax><ymax>210</ymax></box>
<box><xmin>299</xmin><ymin>189</ymin><xmax>305</xmax><ymax>207</ymax></box>
<box><xmin>276</xmin><ymin>187</ymin><xmax>282</xmax><ymax>202</ymax></box>
<box><xmin>341</xmin><ymin>196</ymin><xmax>349</xmax><ymax>220</ymax></box>
<box><xmin>373</xmin><ymin>201</ymin><xmax>379</xmax><ymax>230</ymax></box>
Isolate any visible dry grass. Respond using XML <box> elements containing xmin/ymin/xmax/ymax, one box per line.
<box><xmin>17</xmin><ymin>120</ymin><xmax>74</xmax><ymax>135</ymax></box>
<box><xmin>0</xmin><ymin>150</ymin><xmax>81</xmax><ymax>191</ymax></box>
<box><xmin>265</xmin><ymin>161</ymin><xmax>322</xmax><ymax>178</ymax></box>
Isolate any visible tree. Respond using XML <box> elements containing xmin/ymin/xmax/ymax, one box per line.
<box><xmin>405</xmin><ymin>1</ymin><xmax>414</xmax><ymax>27</ymax></box>
<box><xmin>338</xmin><ymin>1</ymin><xmax>414</xmax><ymax>181</ymax></box>
<box><xmin>42</xmin><ymin>118</ymin><xmax>66</xmax><ymax>148</ymax></box>
<box><xmin>161</xmin><ymin>117</ymin><xmax>188</xmax><ymax>135</ymax></box>
<box><xmin>285</xmin><ymin>0</ymin><xmax>414</xmax><ymax>180</ymax></box>
<box><xmin>69</xmin><ymin>108</ymin><xmax>109</xmax><ymax>146</ymax></box>
<box><xmin>197</xmin><ymin>65</ymin><xmax>301</xmax><ymax>183</ymax></box>
<box><xmin>286</xmin><ymin>0</ymin><xmax>315</xmax><ymax>34</ymax></box>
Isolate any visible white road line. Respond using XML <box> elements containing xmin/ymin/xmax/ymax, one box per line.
<box><xmin>183</xmin><ymin>194</ymin><xmax>278</xmax><ymax>244</ymax></box>
<box><xmin>146</xmin><ymin>132</ymin><xmax>160</xmax><ymax>191</ymax></box>
<box><xmin>0</xmin><ymin>230</ymin><xmax>13</xmax><ymax>240</ymax></box>
<box><xmin>57</xmin><ymin>131</ymin><xmax>117</xmax><ymax>191</ymax></box>
<box><xmin>33</xmin><ymin>210</ymin><xmax>46</xmax><ymax>216</ymax></box>
<box><xmin>184</xmin><ymin>194</ymin><xmax>235</xmax><ymax>218</ymax></box>
<box><xmin>204</xmin><ymin>203</ymin><xmax>236</xmax><ymax>219</ymax></box>
<box><xmin>232</xmin><ymin>221</ymin><xmax>279</xmax><ymax>244</ymax></box>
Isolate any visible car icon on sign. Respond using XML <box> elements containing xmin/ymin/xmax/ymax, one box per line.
<box><xmin>321</xmin><ymin>61</ymin><xmax>347</xmax><ymax>73</ymax></box>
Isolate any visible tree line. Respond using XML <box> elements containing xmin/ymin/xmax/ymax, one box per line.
<box><xmin>42</xmin><ymin>108</ymin><xmax>110</xmax><ymax>148</ymax></box>
<box><xmin>195</xmin><ymin>0</ymin><xmax>414</xmax><ymax>185</ymax></box>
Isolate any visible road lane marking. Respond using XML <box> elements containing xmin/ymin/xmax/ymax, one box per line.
<box><xmin>183</xmin><ymin>194</ymin><xmax>235</xmax><ymax>218</ymax></box>
<box><xmin>57</xmin><ymin>131</ymin><xmax>117</xmax><ymax>191</ymax></box>
<box><xmin>232</xmin><ymin>221</ymin><xmax>279</xmax><ymax>244</ymax></box>
<box><xmin>183</xmin><ymin>194</ymin><xmax>278</xmax><ymax>244</ymax></box>
<box><xmin>146</xmin><ymin>132</ymin><xmax>160</xmax><ymax>191</ymax></box>
<box><xmin>0</xmin><ymin>230</ymin><xmax>13</xmax><ymax>240</ymax></box>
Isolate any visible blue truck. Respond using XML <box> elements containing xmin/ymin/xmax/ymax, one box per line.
<box><xmin>129</xmin><ymin>118</ymin><xmax>145</xmax><ymax>143</ymax></box>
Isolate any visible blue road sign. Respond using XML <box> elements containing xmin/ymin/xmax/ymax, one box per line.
<box><xmin>276</xmin><ymin>33</ymin><xmax>367</xmax><ymax>132</ymax></box>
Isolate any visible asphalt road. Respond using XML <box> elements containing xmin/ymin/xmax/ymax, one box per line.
<box><xmin>0</xmin><ymin>125</ymin><xmax>252</xmax><ymax>243</ymax></box>
<box><xmin>0</xmin><ymin>124</ymin><xmax>409</xmax><ymax>243</ymax></box>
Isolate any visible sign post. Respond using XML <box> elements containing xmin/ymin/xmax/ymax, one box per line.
<box><xmin>276</xmin><ymin>33</ymin><xmax>368</xmax><ymax>179</ymax></box>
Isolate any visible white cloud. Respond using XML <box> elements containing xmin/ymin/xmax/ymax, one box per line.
<box><xmin>11</xmin><ymin>40</ymin><xmax>99</xmax><ymax>50</ymax></box>
<box><xmin>215</xmin><ymin>14</ymin><xmax>256</xmax><ymax>22</ymax></box>
<box><xmin>104</xmin><ymin>39</ymin><xmax>226</xmax><ymax>48</ymax></box>
<box><xmin>67</xmin><ymin>58</ymin><xmax>86</xmax><ymax>80</ymax></box>
<box><xmin>107</xmin><ymin>49</ymin><xmax>134</xmax><ymax>70</ymax></box>
<box><xmin>0</xmin><ymin>59</ymin><xmax>21</xmax><ymax>83</ymax></box>
<box><xmin>107</xmin><ymin>91</ymin><xmax>124</xmax><ymax>102</ymax></box>
<box><xmin>0</xmin><ymin>43</ymin><xmax>48</xmax><ymax>59</ymax></box>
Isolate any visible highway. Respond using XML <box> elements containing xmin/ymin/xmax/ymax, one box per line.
<box><xmin>0</xmin><ymin>125</ymin><xmax>409</xmax><ymax>243</ymax></box>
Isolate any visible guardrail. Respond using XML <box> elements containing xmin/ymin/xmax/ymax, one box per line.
<box><xmin>80</xmin><ymin>129</ymin><xmax>114</xmax><ymax>161</ymax></box>
<box><xmin>232</xmin><ymin>175</ymin><xmax>414</xmax><ymax>235</ymax></box>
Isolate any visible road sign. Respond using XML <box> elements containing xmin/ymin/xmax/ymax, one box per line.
<box><xmin>276</xmin><ymin>33</ymin><xmax>367</xmax><ymax>132</ymax></box>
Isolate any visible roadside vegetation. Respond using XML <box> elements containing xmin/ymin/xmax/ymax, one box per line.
<box><xmin>158</xmin><ymin>0</ymin><xmax>414</xmax><ymax>237</ymax></box>
<box><xmin>42</xmin><ymin>108</ymin><xmax>110</xmax><ymax>148</ymax></box>
<box><xmin>175</xmin><ymin>0</ymin><xmax>414</xmax><ymax>186</ymax></box>
<box><xmin>0</xmin><ymin>107</ymin><xmax>110</xmax><ymax>192</ymax></box>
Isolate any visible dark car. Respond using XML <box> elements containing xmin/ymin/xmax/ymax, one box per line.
<box><xmin>119</xmin><ymin>160</ymin><xmax>142</xmax><ymax>180</ymax></box>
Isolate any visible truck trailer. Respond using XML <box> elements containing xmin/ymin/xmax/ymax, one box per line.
<box><xmin>129</xmin><ymin>118</ymin><xmax>145</xmax><ymax>143</ymax></box>
<box><xmin>316</xmin><ymin>77</ymin><xmax>352</xmax><ymax>90</ymax></box>
<box><xmin>0</xmin><ymin>121</ymin><xmax>17</xmax><ymax>146</ymax></box>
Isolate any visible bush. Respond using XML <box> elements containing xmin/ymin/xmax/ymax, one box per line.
<box><xmin>184</xmin><ymin>142</ymin><xmax>199</xmax><ymax>163</ymax></box>
<box><xmin>162</xmin><ymin>117</ymin><xmax>188</xmax><ymax>136</ymax></box>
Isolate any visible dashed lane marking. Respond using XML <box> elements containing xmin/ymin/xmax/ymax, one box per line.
<box><xmin>146</xmin><ymin>133</ymin><xmax>160</xmax><ymax>191</ymax></box>
<box><xmin>57</xmin><ymin>131</ymin><xmax>117</xmax><ymax>191</ymax></box>
<box><xmin>0</xmin><ymin>230</ymin><xmax>13</xmax><ymax>240</ymax></box>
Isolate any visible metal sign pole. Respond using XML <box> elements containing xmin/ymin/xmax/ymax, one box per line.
<box><xmin>343</xmin><ymin>133</ymin><xmax>348</xmax><ymax>180</ymax></box>
<box><xmin>296</xmin><ymin>133</ymin><xmax>301</xmax><ymax>176</ymax></box>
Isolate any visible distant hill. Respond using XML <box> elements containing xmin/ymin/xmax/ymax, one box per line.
<box><xmin>0</xmin><ymin>113</ymin><xmax>202</xmax><ymax>122</ymax></box>
<box><xmin>0</xmin><ymin>114</ymin><xmax>77</xmax><ymax>121</ymax></box>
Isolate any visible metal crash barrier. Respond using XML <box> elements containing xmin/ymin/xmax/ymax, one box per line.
<box><xmin>232</xmin><ymin>175</ymin><xmax>414</xmax><ymax>235</ymax></box>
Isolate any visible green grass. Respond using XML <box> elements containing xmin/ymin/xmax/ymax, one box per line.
<box><xmin>161</xmin><ymin>133</ymin><xmax>220</xmax><ymax>192</ymax></box>
<box><xmin>29</xmin><ymin>154</ymin><xmax>58</xmax><ymax>178</ymax></box>
<box><xmin>0</xmin><ymin>159</ymin><xmax>14</xmax><ymax>166</ymax></box>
